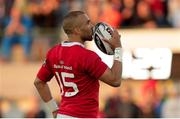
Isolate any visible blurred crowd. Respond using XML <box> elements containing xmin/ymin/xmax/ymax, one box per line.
<box><xmin>1</xmin><ymin>80</ymin><xmax>180</xmax><ymax>118</ymax></box>
<box><xmin>1</xmin><ymin>0</ymin><xmax>180</xmax><ymax>118</ymax></box>
<box><xmin>0</xmin><ymin>0</ymin><xmax>180</xmax><ymax>62</ymax></box>
<box><xmin>101</xmin><ymin>80</ymin><xmax>180</xmax><ymax>118</ymax></box>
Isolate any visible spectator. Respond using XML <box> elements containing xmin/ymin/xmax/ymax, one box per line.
<box><xmin>132</xmin><ymin>0</ymin><xmax>157</xmax><ymax>28</ymax></box>
<box><xmin>145</xmin><ymin>0</ymin><xmax>170</xmax><ymax>27</ymax></box>
<box><xmin>104</xmin><ymin>87</ymin><xmax>142</xmax><ymax>118</ymax></box>
<box><xmin>140</xmin><ymin>80</ymin><xmax>158</xmax><ymax>118</ymax></box>
<box><xmin>0</xmin><ymin>0</ymin><xmax>5</xmax><ymax>45</ymax></box>
<box><xmin>84</xmin><ymin>0</ymin><xmax>101</xmax><ymax>25</ymax></box>
<box><xmin>2</xmin><ymin>99</ymin><xmax>24</xmax><ymax>118</ymax></box>
<box><xmin>28</xmin><ymin>0</ymin><xmax>62</xmax><ymax>61</ymax></box>
<box><xmin>151</xmin><ymin>82</ymin><xmax>167</xmax><ymax>118</ymax></box>
<box><xmin>28</xmin><ymin>0</ymin><xmax>60</xmax><ymax>28</ymax></box>
<box><xmin>120</xmin><ymin>0</ymin><xmax>137</xmax><ymax>28</ymax></box>
<box><xmin>104</xmin><ymin>89</ymin><xmax>122</xmax><ymax>117</ymax></box>
<box><xmin>0</xmin><ymin>0</ymin><xmax>5</xmax><ymax>26</ymax></box>
<box><xmin>0</xmin><ymin>0</ymin><xmax>15</xmax><ymax>30</ymax></box>
<box><xmin>168</xmin><ymin>0</ymin><xmax>180</xmax><ymax>27</ymax></box>
<box><xmin>24</xmin><ymin>97</ymin><xmax>47</xmax><ymax>118</ymax></box>
<box><xmin>119</xmin><ymin>87</ymin><xmax>142</xmax><ymax>118</ymax></box>
<box><xmin>0</xmin><ymin>6</ymin><xmax>33</xmax><ymax>62</ymax></box>
<box><xmin>99</xmin><ymin>0</ymin><xmax>122</xmax><ymax>28</ymax></box>
<box><xmin>161</xmin><ymin>81</ymin><xmax>180</xmax><ymax>117</ymax></box>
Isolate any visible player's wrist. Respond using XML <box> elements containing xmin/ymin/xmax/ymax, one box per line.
<box><xmin>52</xmin><ymin>110</ymin><xmax>58</xmax><ymax>118</ymax></box>
<box><xmin>113</xmin><ymin>41</ymin><xmax>121</xmax><ymax>48</ymax></box>
<box><xmin>114</xmin><ymin>44</ymin><xmax>121</xmax><ymax>48</ymax></box>
<box><xmin>113</xmin><ymin>47</ymin><xmax>123</xmax><ymax>62</ymax></box>
<box><xmin>45</xmin><ymin>98</ymin><xmax>59</xmax><ymax>113</ymax></box>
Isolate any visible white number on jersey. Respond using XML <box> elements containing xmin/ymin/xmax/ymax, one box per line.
<box><xmin>55</xmin><ymin>72</ymin><xmax>79</xmax><ymax>97</ymax></box>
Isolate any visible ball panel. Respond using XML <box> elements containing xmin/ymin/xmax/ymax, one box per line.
<box><xmin>98</xmin><ymin>24</ymin><xmax>113</xmax><ymax>40</ymax></box>
<box><xmin>102</xmin><ymin>41</ymin><xmax>114</xmax><ymax>55</ymax></box>
<box><xmin>94</xmin><ymin>33</ymin><xmax>108</xmax><ymax>54</ymax></box>
<box><xmin>93</xmin><ymin>22</ymin><xmax>114</xmax><ymax>55</ymax></box>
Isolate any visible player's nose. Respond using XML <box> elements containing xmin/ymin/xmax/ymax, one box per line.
<box><xmin>90</xmin><ymin>22</ymin><xmax>94</xmax><ymax>28</ymax></box>
<box><xmin>90</xmin><ymin>23</ymin><xmax>95</xmax><ymax>33</ymax></box>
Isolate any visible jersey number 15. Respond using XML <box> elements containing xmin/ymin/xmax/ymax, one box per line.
<box><xmin>55</xmin><ymin>72</ymin><xmax>79</xmax><ymax>97</ymax></box>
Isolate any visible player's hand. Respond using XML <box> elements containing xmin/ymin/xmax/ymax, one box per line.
<box><xmin>52</xmin><ymin>110</ymin><xmax>58</xmax><ymax>118</ymax></box>
<box><xmin>103</xmin><ymin>29</ymin><xmax>121</xmax><ymax>50</ymax></box>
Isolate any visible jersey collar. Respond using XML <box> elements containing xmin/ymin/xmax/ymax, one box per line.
<box><xmin>61</xmin><ymin>41</ymin><xmax>85</xmax><ymax>48</ymax></box>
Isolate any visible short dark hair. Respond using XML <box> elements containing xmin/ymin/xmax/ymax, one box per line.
<box><xmin>63</xmin><ymin>11</ymin><xmax>85</xmax><ymax>35</ymax></box>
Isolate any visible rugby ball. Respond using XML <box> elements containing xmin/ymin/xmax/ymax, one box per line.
<box><xmin>93</xmin><ymin>22</ymin><xmax>114</xmax><ymax>55</ymax></box>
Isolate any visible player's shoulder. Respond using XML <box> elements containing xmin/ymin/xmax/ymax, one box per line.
<box><xmin>82</xmin><ymin>48</ymin><xmax>100</xmax><ymax>59</ymax></box>
<box><xmin>46</xmin><ymin>44</ymin><xmax>61</xmax><ymax>57</ymax></box>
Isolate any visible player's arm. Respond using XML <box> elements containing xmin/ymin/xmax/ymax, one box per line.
<box><xmin>34</xmin><ymin>77</ymin><xmax>53</xmax><ymax>102</ymax></box>
<box><xmin>99</xmin><ymin>61</ymin><xmax>122</xmax><ymax>87</ymax></box>
<box><xmin>34</xmin><ymin>78</ymin><xmax>58</xmax><ymax>118</ymax></box>
<box><xmin>34</xmin><ymin>58</ymin><xmax>58</xmax><ymax>118</ymax></box>
<box><xmin>99</xmin><ymin>29</ymin><xmax>122</xmax><ymax>87</ymax></box>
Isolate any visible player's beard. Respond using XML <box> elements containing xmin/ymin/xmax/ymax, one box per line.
<box><xmin>81</xmin><ymin>28</ymin><xmax>93</xmax><ymax>41</ymax></box>
<box><xmin>81</xmin><ymin>34</ymin><xmax>93</xmax><ymax>41</ymax></box>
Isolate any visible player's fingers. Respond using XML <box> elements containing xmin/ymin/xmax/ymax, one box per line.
<box><xmin>103</xmin><ymin>39</ymin><xmax>111</xmax><ymax>44</ymax></box>
<box><xmin>112</xmin><ymin>30</ymin><xmax>121</xmax><ymax>39</ymax></box>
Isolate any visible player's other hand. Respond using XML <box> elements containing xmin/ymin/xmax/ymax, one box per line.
<box><xmin>104</xmin><ymin>29</ymin><xmax>122</xmax><ymax>50</ymax></box>
<box><xmin>52</xmin><ymin>110</ymin><xmax>58</xmax><ymax>118</ymax></box>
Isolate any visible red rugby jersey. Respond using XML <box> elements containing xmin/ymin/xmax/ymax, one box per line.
<box><xmin>37</xmin><ymin>42</ymin><xmax>107</xmax><ymax>118</ymax></box>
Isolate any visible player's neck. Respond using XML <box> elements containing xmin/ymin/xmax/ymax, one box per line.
<box><xmin>68</xmin><ymin>35</ymin><xmax>84</xmax><ymax>44</ymax></box>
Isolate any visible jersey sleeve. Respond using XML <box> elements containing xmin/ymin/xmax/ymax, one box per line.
<box><xmin>36</xmin><ymin>51</ymin><xmax>54</xmax><ymax>82</ymax></box>
<box><xmin>83</xmin><ymin>51</ymin><xmax>108</xmax><ymax>79</ymax></box>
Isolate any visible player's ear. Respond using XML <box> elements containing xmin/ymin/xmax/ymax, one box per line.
<box><xmin>74</xmin><ymin>28</ymin><xmax>81</xmax><ymax>35</ymax></box>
